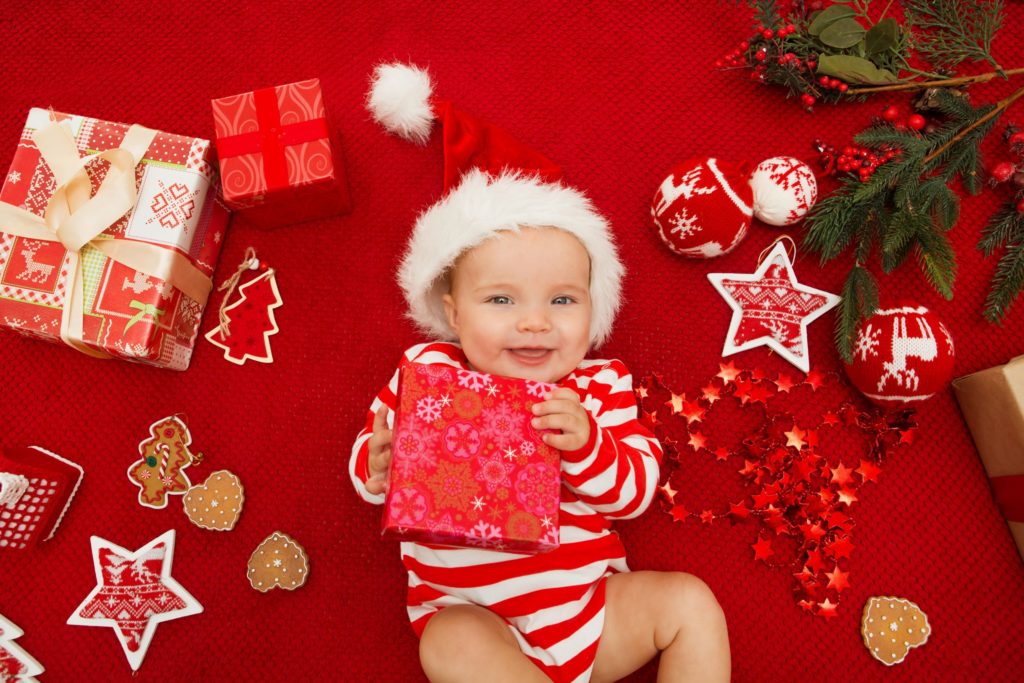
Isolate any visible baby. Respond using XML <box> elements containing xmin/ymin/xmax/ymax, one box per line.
<box><xmin>351</xmin><ymin>64</ymin><xmax>729</xmax><ymax>683</ymax></box>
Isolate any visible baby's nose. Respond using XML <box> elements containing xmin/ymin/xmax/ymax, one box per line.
<box><xmin>517</xmin><ymin>307</ymin><xmax>551</xmax><ymax>332</ymax></box>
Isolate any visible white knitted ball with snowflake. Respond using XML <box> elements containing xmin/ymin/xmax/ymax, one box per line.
<box><xmin>650</xmin><ymin>158</ymin><xmax>753</xmax><ymax>259</ymax></box>
<box><xmin>750</xmin><ymin>156</ymin><xmax>818</xmax><ymax>226</ymax></box>
<box><xmin>844</xmin><ymin>304</ymin><xmax>956</xmax><ymax>407</ymax></box>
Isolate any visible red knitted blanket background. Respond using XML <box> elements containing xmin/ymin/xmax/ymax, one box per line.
<box><xmin>1</xmin><ymin>2</ymin><xmax>1022</xmax><ymax>681</ymax></box>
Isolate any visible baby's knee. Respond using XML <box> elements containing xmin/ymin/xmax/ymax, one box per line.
<box><xmin>663</xmin><ymin>572</ymin><xmax>726</xmax><ymax>625</ymax></box>
<box><xmin>419</xmin><ymin>606</ymin><xmax>511</xmax><ymax>677</ymax></box>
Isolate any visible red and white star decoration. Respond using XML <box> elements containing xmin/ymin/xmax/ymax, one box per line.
<box><xmin>67</xmin><ymin>530</ymin><xmax>202</xmax><ymax>671</ymax></box>
<box><xmin>707</xmin><ymin>241</ymin><xmax>839</xmax><ymax>372</ymax></box>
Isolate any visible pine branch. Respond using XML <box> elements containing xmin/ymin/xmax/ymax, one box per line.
<box><xmin>984</xmin><ymin>241</ymin><xmax>1024</xmax><ymax>322</ymax></box>
<box><xmin>835</xmin><ymin>266</ymin><xmax>879</xmax><ymax>363</ymax></box>
<box><xmin>904</xmin><ymin>0</ymin><xmax>1004</xmax><ymax>72</ymax></box>
<box><xmin>746</xmin><ymin>0</ymin><xmax>781</xmax><ymax>29</ymax></box>
<box><xmin>979</xmin><ymin>204</ymin><xmax>1024</xmax><ymax>256</ymax></box>
<box><xmin>847</xmin><ymin>67</ymin><xmax>1024</xmax><ymax>94</ymax></box>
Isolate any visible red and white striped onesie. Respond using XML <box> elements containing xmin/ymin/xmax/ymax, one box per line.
<box><xmin>350</xmin><ymin>342</ymin><xmax>662</xmax><ymax>683</ymax></box>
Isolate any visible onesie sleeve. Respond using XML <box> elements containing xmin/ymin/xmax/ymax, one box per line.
<box><xmin>559</xmin><ymin>359</ymin><xmax>663</xmax><ymax>519</ymax></box>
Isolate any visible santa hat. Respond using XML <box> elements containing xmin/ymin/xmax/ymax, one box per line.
<box><xmin>366</xmin><ymin>62</ymin><xmax>624</xmax><ymax>348</ymax></box>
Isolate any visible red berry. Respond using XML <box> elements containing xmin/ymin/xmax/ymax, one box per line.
<box><xmin>1009</xmin><ymin>131</ymin><xmax>1024</xmax><ymax>148</ymax></box>
<box><xmin>881</xmin><ymin>106</ymin><xmax>899</xmax><ymax>122</ymax></box>
<box><xmin>787</xmin><ymin>24</ymin><xmax>796</xmax><ymax>33</ymax></box>
<box><xmin>1017</xmin><ymin>198</ymin><xmax>1024</xmax><ymax>213</ymax></box>
<box><xmin>991</xmin><ymin>161</ymin><xmax>1016</xmax><ymax>183</ymax></box>
<box><xmin>740</xmin><ymin>41</ymin><xmax>749</xmax><ymax>50</ymax></box>
<box><xmin>819</xmin><ymin>75</ymin><xmax>830</xmax><ymax>86</ymax></box>
<box><xmin>806</xmin><ymin>60</ymin><xmax>816</xmax><ymax>70</ymax></box>
<box><xmin>801</xmin><ymin>93</ymin><xmax>816</xmax><ymax>108</ymax></box>
<box><xmin>908</xmin><ymin>114</ymin><xmax>926</xmax><ymax>131</ymax></box>
<box><xmin>755</xmin><ymin>50</ymin><xmax>767</xmax><ymax>62</ymax></box>
<box><xmin>838</xmin><ymin>83</ymin><xmax>848</xmax><ymax>93</ymax></box>
<box><xmin>763</xmin><ymin>29</ymin><xmax>774</xmax><ymax>39</ymax></box>
<box><xmin>828</xmin><ymin>78</ymin><xmax>841</xmax><ymax>89</ymax></box>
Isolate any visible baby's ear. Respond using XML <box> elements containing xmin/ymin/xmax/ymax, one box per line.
<box><xmin>442</xmin><ymin>293</ymin><xmax>459</xmax><ymax>333</ymax></box>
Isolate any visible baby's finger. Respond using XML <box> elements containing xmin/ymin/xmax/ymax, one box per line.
<box><xmin>544</xmin><ymin>387</ymin><xmax>579</xmax><ymax>402</ymax></box>
<box><xmin>532</xmin><ymin>398</ymin><xmax>585</xmax><ymax>417</ymax></box>
<box><xmin>531</xmin><ymin>412</ymin><xmax>578</xmax><ymax>433</ymax></box>
<box><xmin>366</xmin><ymin>472</ymin><xmax>389</xmax><ymax>495</ymax></box>
<box><xmin>372</xmin><ymin>405</ymin><xmax>390</xmax><ymax>432</ymax></box>
<box><xmin>543</xmin><ymin>432</ymin><xmax>586</xmax><ymax>451</ymax></box>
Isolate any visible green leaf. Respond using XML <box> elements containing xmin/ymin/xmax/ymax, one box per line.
<box><xmin>808</xmin><ymin>4</ymin><xmax>858</xmax><ymax>36</ymax></box>
<box><xmin>865</xmin><ymin>18</ymin><xmax>899</xmax><ymax>55</ymax></box>
<box><xmin>816</xmin><ymin>54</ymin><xmax>897</xmax><ymax>84</ymax></box>
<box><xmin>820</xmin><ymin>18</ymin><xmax>867</xmax><ymax>48</ymax></box>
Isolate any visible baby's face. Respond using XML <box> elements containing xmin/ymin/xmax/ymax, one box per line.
<box><xmin>442</xmin><ymin>227</ymin><xmax>591</xmax><ymax>383</ymax></box>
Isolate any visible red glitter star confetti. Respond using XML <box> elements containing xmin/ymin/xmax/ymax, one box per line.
<box><xmin>825</xmin><ymin>567</ymin><xmax>850</xmax><ymax>592</ymax></box>
<box><xmin>752</xmin><ymin>535</ymin><xmax>775</xmax><ymax>561</ymax></box>
<box><xmin>634</xmin><ymin>365</ymin><xmax>918</xmax><ymax>618</ymax></box>
<box><xmin>717</xmin><ymin>361</ymin><xmax>741</xmax><ymax>383</ymax></box>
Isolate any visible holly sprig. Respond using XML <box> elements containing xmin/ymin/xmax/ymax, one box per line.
<box><xmin>803</xmin><ymin>88</ymin><xmax>1024</xmax><ymax>361</ymax></box>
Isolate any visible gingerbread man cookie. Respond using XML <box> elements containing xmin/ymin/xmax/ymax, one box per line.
<box><xmin>183</xmin><ymin>470</ymin><xmax>244</xmax><ymax>531</ymax></box>
<box><xmin>861</xmin><ymin>596</ymin><xmax>931</xmax><ymax>665</ymax></box>
<box><xmin>247</xmin><ymin>532</ymin><xmax>309</xmax><ymax>592</ymax></box>
<box><xmin>126</xmin><ymin>416</ymin><xmax>198</xmax><ymax>509</ymax></box>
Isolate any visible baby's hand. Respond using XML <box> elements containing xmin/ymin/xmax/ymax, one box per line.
<box><xmin>531</xmin><ymin>387</ymin><xmax>592</xmax><ymax>452</ymax></box>
<box><xmin>366</xmin><ymin>405</ymin><xmax>392</xmax><ymax>495</ymax></box>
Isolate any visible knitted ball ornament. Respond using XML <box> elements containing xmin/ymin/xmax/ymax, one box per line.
<box><xmin>650</xmin><ymin>158</ymin><xmax>753</xmax><ymax>258</ymax></box>
<box><xmin>367</xmin><ymin>63</ymin><xmax>624</xmax><ymax>348</ymax></box>
<box><xmin>750</xmin><ymin>156</ymin><xmax>818</xmax><ymax>226</ymax></box>
<box><xmin>844</xmin><ymin>304</ymin><xmax>956</xmax><ymax>407</ymax></box>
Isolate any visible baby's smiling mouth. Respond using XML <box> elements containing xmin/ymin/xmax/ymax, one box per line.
<box><xmin>508</xmin><ymin>347</ymin><xmax>552</xmax><ymax>362</ymax></box>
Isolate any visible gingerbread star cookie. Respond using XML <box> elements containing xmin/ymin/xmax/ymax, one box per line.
<box><xmin>183</xmin><ymin>470</ymin><xmax>244</xmax><ymax>531</ymax></box>
<box><xmin>861</xmin><ymin>596</ymin><xmax>931</xmax><ymax>665</ymax></box>
<box><xmin>247</xmin><ymin>532</ymin><xmax>309</xmax><ymax>592</ymax></box>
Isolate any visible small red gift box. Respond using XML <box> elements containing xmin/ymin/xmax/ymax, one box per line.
<box><xmin>211</xmin><ymin>78</ymin><xmax>351</xmax><ymax>228</ymax></box>
<box><xmin>382</xmin><ymin>360</ymin><xmax>562</xmax><ymax>553</ymax></box>
<box><xmin>0</xmin><ymin>446</ymin><xmax>84</xmax><ymax>550</ymax></box>
<box><xmin>0</xmin><ymin>108</ymin><xmax>228</xmax><ymax>370</ymax></box>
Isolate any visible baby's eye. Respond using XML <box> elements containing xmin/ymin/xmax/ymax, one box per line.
<box><xmin>487</xmin><ymin>295</ymin><xmax>512</xmax><ymax>305</ymax></box>
<box><xmin>552</xmin><ymin>295</ymin><xmax>575</xmax><ymax>305</ymax></box>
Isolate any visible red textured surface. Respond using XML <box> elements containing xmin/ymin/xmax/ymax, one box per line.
<box><xmin>1</xmin><ymin>2</ymin><xmax>1023</xmax><ymax>681</ymax></box>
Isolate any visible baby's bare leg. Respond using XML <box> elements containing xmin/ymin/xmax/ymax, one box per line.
<box><xmin>591</xmin><ymin>571</ymin><xmax>730</xmax><ymax>683</ymax></box>
<box><xmin>419</xmin><ymin>605</ymin><xmax>548</xmax><ymax>683</ymax></box>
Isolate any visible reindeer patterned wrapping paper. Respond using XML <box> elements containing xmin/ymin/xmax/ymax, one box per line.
<box><xmin>0</xmin><ymin>108</ymin><xmax>228</xmax><ymax>369</ymax></box>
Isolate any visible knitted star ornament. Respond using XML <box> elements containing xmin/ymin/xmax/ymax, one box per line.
<box><xmin>650</xmin><ymin>158</ymin><xmax>753</xmax><ymax>258</ymax></box>
<box><xmin>844</xmin><ymin>304</ymin><xmax>956</xmax><ymax>407</ymax></box>
<box><xmin>707</xmin><ymin>240</ymin><xmax>839</xmax><ymax>372</ymax></box>
<box><xmin>750</xmin><ymin>156</ymin><xmax>818</xmax><ymax>226</ymax></box>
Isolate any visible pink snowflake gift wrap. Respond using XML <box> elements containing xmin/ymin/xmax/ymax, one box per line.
<box><xmin>0</xmin><ymin>108</ymin><xmax>228</xmax><ymax>370</ymax></box>
<box><xmin>382</xmin><ymin>360</ymin><xmax>562</xmax><ymax>554</ymax></box>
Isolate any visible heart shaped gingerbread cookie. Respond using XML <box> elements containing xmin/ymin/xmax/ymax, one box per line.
<box><xmin>247</xmin><ymin>532</ymin><xmax>309</xmax><ymax>592</ymax></box>
<box><xmin>861</xmin><ymin>596</ymin><xmax>931</xmax><ymax>665</ymax></box>
<box><xmin>183</xmin><ymin>470</ymin><xmax>244</xmax><ymax>531</ymax></box>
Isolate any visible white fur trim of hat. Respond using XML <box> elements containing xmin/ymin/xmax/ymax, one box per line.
<box><xmin>397</xmin><ymin>168</ymin><xmax>624</xmax><ymax>348</ymax></box>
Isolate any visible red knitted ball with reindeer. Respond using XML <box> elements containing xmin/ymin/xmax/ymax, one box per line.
<box><xmin>844</xmin><ymin>304</ymin><xmax>956</xmax><ymax>407</ymax></box>
<box><xmin>650</xmin><ymin>158</ymin><xmax>753</xmax><ymax>259</ymax></box>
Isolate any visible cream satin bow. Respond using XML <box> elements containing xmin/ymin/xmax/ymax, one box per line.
<box><xmin>0</xmin><ymin>120</ymin><xmax>213</xmax><ymax>357</ymax></box>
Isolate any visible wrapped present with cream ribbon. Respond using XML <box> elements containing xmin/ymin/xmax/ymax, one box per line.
<box><xmin>0</xmin><ymin>108</ymin><xmax>229</xmax><ymax>369</ymax></box>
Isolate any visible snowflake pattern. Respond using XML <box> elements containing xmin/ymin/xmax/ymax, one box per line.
<box><xmin>457</xmin><ymin>369</ymin><xmax>492</xmax><ymax>391</ymax></box>
<box><xmin>855</xmin><ymin>323</ymin><xmax>882</xmax><ymax>361</ymax></box>
<box><xmin>467</xmin><ymin>521</ymin><xmax>503</xmax><ymax>549</ymax></box>
<box><xmin>6</xmin><ymin>170</ymin><xmax>21</xmax><ymax>184</ymax></box>
<box><xmin>473</xmin><ymin>450</ymin><xmax>515</xmax><ymax>493</ymax></box>
<box><xmin>481</xmin><ymin>401</ymin><xmax>526</xmax><ymax>449</ymax></box>
<box><xmin>415</xmin><ymin>396</ymin><xmax>443</xmax><ymax>423</ymax></box>
<box><xmin>525</xmin><ymin>380</ymin><xmax>556</xmax><ymax>399</ymax></box>
<box><xmin>668</xmin><ymin>207</ymin><xmax>700</xmax><ymax>239</ymax></box>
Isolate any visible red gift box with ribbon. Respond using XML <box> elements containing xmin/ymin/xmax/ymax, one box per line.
<box><xmin>0</xmin><ymin>445</ymin><xmax>84</xmax><ymax>550</ymax></box>
<box><xmin>0</xmin><ymin>108</ymin><xmax>228</xmax><ymax>370</ymax></box>
<box><xmin>211</xmin><ymin>78</ymin><xmax>351</xmax><ymax>228</ymax></box>
<box><xmin>382</xmin><ymin>360</ymin><xmax>562</xmax><ymax>554</ymax></box>
<box><xmin>953</xmin><ymin>355</ymin><xmax>1024</xmax><ymax>562</ymax></box>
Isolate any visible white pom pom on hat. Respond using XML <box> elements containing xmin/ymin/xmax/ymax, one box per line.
<box><xmin>366</xmin><ymin>62</ymin><xmax>624</xmax><ymax>348</ymax></box>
